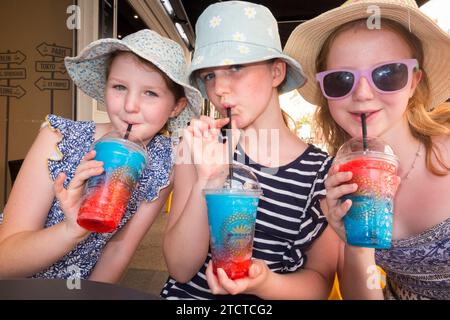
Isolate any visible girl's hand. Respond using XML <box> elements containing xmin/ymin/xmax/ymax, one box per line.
<box><xmin>54</xmin><ymin>150</ymin><xmax>103</xmax><ymax>239</ymax></box>
<box><xmin>206</xmin><ymin>259</ymin><xmax>270</xmax><ymax>296</ymax></box>
<box><xmin>323</xmin><ymin>165</ymin><xmax>358</xmax><ymax>242</ymax></box>
<box><xmin>182</xmin><ymin>115</ymin><xmax>240</xmax><ymax>182</ymax></box>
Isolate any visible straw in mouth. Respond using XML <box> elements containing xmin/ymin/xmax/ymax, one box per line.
<box><xmin>361</xmin><ymin>113</ymin><xmax>368</xmax><ymax>151</ymax></box>
<box><xmin>226</xmin><ymin>108</ymin><xmax>233</xmax><ymax>188</ymax></box>
<box><xmin>124</xmin><ymin>123</ymin><xmax>132</xmax><ymax>140</ymax></box>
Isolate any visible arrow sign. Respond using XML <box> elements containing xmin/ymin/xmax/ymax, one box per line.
<box><xmin>35</xmin><ymin>77</ymin><xmax>70</xmax><ymax>91</ymax></box>
<box><xmin>0</xmin><ymin>51</ymin><xmax>26</xmax><ymax>65</ymax></box>
<box><xmin>0</xmin><ymin>85</ymin><xmax>26</xmax><ymax>98</ymax></box>
<box><xmin>0</xmin><ymin>68</ymin><xmax>26</xmax><ymax>80</ymax></box>
<box><xmin>36</xmin><ymin>61</ymin><xmax>66</xmax><ymax>74</ymax></box>
<box><xmin>37</xmin><ymin>43</ymin><xmax>71</xmax><ymax>58</ymax></box>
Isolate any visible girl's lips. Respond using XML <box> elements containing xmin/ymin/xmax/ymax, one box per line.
<box><xmin>222</xmin><ymin>104</ymin><xmax>235</xmax><ymax>109</ymax></box>
<box><xmin>350</xmin><ymin>110</ymin><xmax>380</xmax><ymax>123</ymax></box>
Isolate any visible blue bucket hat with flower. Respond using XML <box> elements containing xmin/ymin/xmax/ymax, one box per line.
<box><xmin>189</xmin><ymin>1</ymin><xmax>307</xmax><ymax>97</ymax></box>
<box><xmin>65</xmin><ymin>29</ymin><xmax>202</xmax><ymax>136</ymax></box>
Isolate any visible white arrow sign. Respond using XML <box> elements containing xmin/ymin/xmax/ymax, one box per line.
<box><xmin>0</xmin><ymin>51</ymin><xmax>26</xmax><ymax>65</ymax></box>
<box><xmin>35</xmin><ymin>77</ymin><xmax>70</xmax><ymax>90</ymax></box>
<box><xmin>37</xmin><ymin>43</ymin><xmax>72</xmax><ymax>58</ymax></box>
<box><xmin>0</xmin><ymin>85</ymin><xmax>26</xmax><ymax>98</ymax></box>
<box><xmin>0</xmin><ymin>68</ymin><xmax>26</xmax><ymax>80</ymax></box>
<box><xmin>36</xmin><ymin>61</ymin><xmax>66</xmax><ymax>74</ymax></box>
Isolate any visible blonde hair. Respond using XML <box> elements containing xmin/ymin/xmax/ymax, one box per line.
<box><xmin>314</xmin><ymin>19</ymin><xmax>450</xmax><ymax>176</ymax></box>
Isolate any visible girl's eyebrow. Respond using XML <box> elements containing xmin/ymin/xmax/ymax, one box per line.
<box><xmin>107</xmin><ymin>76</ymin><xmax>127</xmax><ymax>83</ymax></box>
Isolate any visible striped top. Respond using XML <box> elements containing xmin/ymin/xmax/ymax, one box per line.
<box><xmin>161</xmin><ymin>143</ymin><xmax>333</xmax><ymax>300</ymax></box>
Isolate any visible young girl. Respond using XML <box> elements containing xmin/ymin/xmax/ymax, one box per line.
<box><xmin>161</xmin><ymin>1</ymin><xmax>339</xmax><ymax>299</ymax></box>
<box><xmin>285</xmin><ymin>0</ymin><xmax>450</xmax><ymax>299</ymax></box>
<box><xmin>0</xmin><ymin>29</ymin><xmax>202</xmax><ymax>282</ymax></box>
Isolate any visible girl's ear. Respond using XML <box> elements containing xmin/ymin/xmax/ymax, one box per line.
<box><xmin>271</xmin><ymin>59</ymin><xmax>287</xmax><ymax>88</ymax></box>
<box><xmin>409</xmin><ymin>69</ymin><xmax>422</xmax><ymax>98</ymax></box>
<box><xmin>170</xmin><ymin>97</ymin><xmax>188</xmax><ymax>118</ymax></box>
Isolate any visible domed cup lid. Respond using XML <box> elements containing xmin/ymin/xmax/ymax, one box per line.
<box><xmin>203</xmin><ymin>163</ymin><xmax>262</xmax><ymax>195</ymax></box>
<box><xmin>335</xmin><ymin>136</ymin><xmax>399</xmax><ymax>166</ymax></box>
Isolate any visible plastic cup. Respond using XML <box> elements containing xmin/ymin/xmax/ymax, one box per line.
<box><xmin>203</xmin><ymin>164</ymin><xmax>261</xmax><ymax>279</ymax></box>
<box><xmin>77</xmin><ymin>131</ymin><xmax>148</xmax><ymax>233</ymax></box>
<box><xmin>335</xmin><ymin>137</ymin><xmax>399</xmax><ymax>249</ymax></box>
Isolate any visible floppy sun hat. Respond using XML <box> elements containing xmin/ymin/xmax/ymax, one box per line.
<box><xmin>189</xmin><ymin>0</ymin><xmax>307</xmax><ymax>97</ymax></box>
<box><xmin>284</xmin><ymin>0</ymin><xmax>450</xmax><ymax>110</ymax></box>
<box><xmin>65</xmin><ymin>29</ymin><xmax>203</xmax><ymax>135</ymax></box>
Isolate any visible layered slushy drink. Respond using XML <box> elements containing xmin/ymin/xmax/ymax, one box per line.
<box><xmin>335</xmin><ymin>137</ymin><xmax>399</xmax><ymax>249</ymax></box>
<box><xmin>77</xmin><ymin>132</ymin><xmax>147</xmax><ymax>233</ymax></box>
<box><xmin>204</xmin><ymin>164</ymin><xmax>261</xmax><ymax>280</ymax></box>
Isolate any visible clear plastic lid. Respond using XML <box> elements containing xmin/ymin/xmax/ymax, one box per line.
<box><xmin>334</xmin><ymin>137</ymin><xmax>399</xmax><ymax>166</ymax></box>
<box><xmin>94</xmin><ymin>130</ymin><xmax>149</xmax><ymax>163</ymax></box>
<box><xmin>203</xmin><ymin>163</ymin><xmax>262</xmax><ymax>195</ymax></box>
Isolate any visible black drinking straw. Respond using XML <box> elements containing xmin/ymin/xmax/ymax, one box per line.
<box><xmin>226</xmin><ymin>108</ymin><xmax>233</xmax><ymax>188</ymax></box>
<box><xmin>124</xmin><ymin>123</ymin><xmax>132</xmax><ymax>140</ymax></box>
<box><xmin>361</xmin><ymin>113</ymin><xmax>368</xmax><ymax>151</ymax></box>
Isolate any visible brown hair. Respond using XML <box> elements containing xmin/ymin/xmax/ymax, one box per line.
<box><xmin>314</xmin><ymin>19</ymin><xmax>450</xmax><ymax>176</ymax></box>
<box><xmin>106</xmin><ymin>51</ymin><xmax>186</xmax><ymax>134</ymax></box>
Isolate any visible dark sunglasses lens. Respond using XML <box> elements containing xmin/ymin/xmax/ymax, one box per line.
<box><xmin>323</xmin><ymin>72</ymin><xmax>354</xmax><ymax>97</ymax></box>
<box><xmin>373</xmin><ymin>63</ymin><xmax>408</xmax><ymax>91</ymax></box>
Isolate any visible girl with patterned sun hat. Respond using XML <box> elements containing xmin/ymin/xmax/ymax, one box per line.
<box><xmin>0</xmin><ymin>29</ymin><xmax>202</xmax><ymax>281</ymax></box>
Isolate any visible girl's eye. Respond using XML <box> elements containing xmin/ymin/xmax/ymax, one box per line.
<box><xmin>230</xmin><ymin>65</ymin><xmax>243</xmax><ymax>72</ymax></box>
<box><xmin>202</xmin><ymin>73</ymin><xmax>215</xmax><ymax>82</ymax></box>
<box><xmin>145</xmin><ymin>90</ymin><xmax>158</xmax><ymax>97</ymax></box>
<box><xmin>112</xmin><ymin>84</ymin><xmax>126</xmax><ymax>91</ymax></box>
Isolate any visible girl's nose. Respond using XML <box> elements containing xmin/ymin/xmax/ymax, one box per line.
<box><xmin>353</xmin><ymin>76</ymin><xmax>375</xmax><ymax>101</ymax></box>
<box><xmin>124</xmin><ymin>93</ymin><xmax>140</xmax><ymax>113</ymax></box>
<box><xmin>214</xmin><ymin>73</ymin><xmax>231</xmax><ymax>97</ymax></box>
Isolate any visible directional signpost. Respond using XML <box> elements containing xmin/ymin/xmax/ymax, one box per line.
<box><xmin>35</xmin><ymin>77</ymin><xmax>70</xmax><ymax>91</ymax></box>
<box><xmin>0</xmin><ymin>68</ymin><xmax>27</xmax><ymax>80</ymax></box>
<box><xmin>35</xmin><ymin>42</ymin><xmax>71</xmax><ymax>115</ymax></box>
<box><xmin>35</xmin><ymin>61</ymin><xmax>66</xmax><ymax>74</ymax></box>
<box><xmin>0</xmin><ymin>85</ymin><xmax>26</xmax><ymax>98</ymax></box>
<box><xmin>37</xmin><ymin>42</ymin><xmax>72</xmax><ymax>59</ymax></box>
<box><xmin>0</xmin><ymin>50</ymin><xmax>27</xmax><ymax>204</ymax></box>
<box><xmin>0</xmin><ymin>51</ymin><xmax>26</xmax><ymax>65</ymax></box>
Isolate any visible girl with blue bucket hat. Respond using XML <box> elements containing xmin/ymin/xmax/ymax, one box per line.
<box><xmin>0</xmin><ymin>29</ymin><xmax>202</xmax><ymax>281</ymax></box>
<box><xmin>162</xmin><ymin>1</ymin><xmax>339</xmax><ymax>299</ymax></box>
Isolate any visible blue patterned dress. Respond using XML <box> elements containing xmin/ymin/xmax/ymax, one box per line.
<box><xmin>1</xmin><ymin>114</ymin><xmax>173</xmax><ymax>279</ymax></box>
<box><xmin>375</xmin><ymin>218</ymin><xmax>450</xmax><ymax>300</ymax></box>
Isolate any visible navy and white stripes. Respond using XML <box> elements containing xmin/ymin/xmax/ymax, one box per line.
<box><xmin>161</xmin><ymin>143</ymin><xmax>333</xmax><ymax>300</ymax></box>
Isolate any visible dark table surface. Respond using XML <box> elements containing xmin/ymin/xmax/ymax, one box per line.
<box><xmin>0</xmin><ymin>279</ymin><xmax>160</xmax><ymax>300</ymax></box>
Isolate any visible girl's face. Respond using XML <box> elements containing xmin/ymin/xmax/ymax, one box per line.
<box><xmin>324</xmin><ymin>28</ymin><xmax>422</xmax><ymax>140</ymax></box>
<box><xmin>105</xmin><ymin>52</ymin><xmax>186</xmax><ymax>144</ymax></box>
<box><xmin>199</xmin><ymin>60</ymin><xmax>285</xmax><ymax>129</ymax></box>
